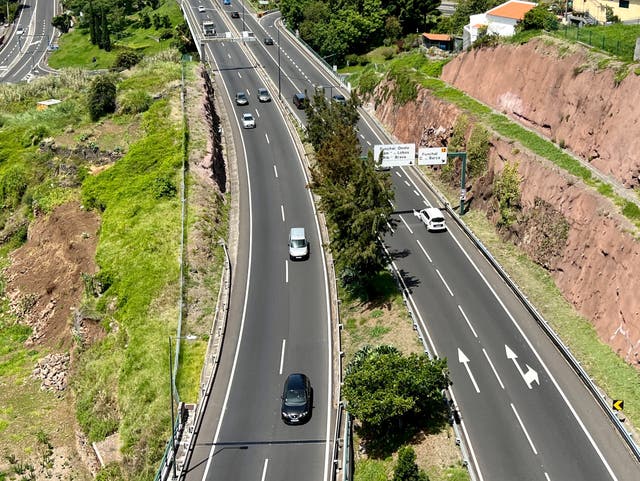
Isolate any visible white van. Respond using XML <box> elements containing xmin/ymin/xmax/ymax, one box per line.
<box><xmin>288</xmin><ymin>228</ymin><xmax>309</xmax><ymax>260</ymax></box>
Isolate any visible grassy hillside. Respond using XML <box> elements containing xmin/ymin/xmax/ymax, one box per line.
<box><xmin>0</xmin><ymin>13</ymin><xmax>223</xmax><ymax>476</ymax></box>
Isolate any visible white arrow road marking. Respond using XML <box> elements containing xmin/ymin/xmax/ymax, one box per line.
<box><xmin>458</xmin><ymin>348</ymin><xmax>480</xmax><ymax>393</ymax></box>
<box><xmin>505</xmin><ymin>345</ymin><xmax>540</xmax><ymax>389</ymax></box>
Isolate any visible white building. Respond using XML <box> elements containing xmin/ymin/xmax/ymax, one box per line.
<box><xmin>463</xmin><ymin>0</ymin><xmax>537</xmax><ymax>49</ymax></box>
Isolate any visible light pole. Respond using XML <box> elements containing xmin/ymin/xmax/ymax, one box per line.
<box><xmin>168</xmin><ymin>334</ymin><xmax>197</xmax><ymax>480</ymax></box>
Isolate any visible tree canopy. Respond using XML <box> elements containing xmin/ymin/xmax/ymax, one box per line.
<box><xmin>280</xmin><ymin>0</ymin><xmax>442</xmax><ymax>64</ymax></box>
<box><xmin>343</xmin><ymin>345</ymin><xmax>450</xmax><ymax>449</ymax></box>
<box><xmin>307</xmin><ymin>95</ymin><xmax>395</xmax><ymax>293</ymax></box>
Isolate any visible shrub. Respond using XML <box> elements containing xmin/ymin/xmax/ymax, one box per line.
<box><xmin>87</xmin><ymin>75</ymin><xmax>117</xmax><ymax>121</ymax></box>
<box><xmin>113</xmin><ymin>49</ymin><xmax>143</xmax><ymax>71</ymax></box>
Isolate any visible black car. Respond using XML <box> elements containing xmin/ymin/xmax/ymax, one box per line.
<box><xmin>230</xmin><ymin>11</ymin><xmax>240</xmax><ymax>18</ymax></box>
<box><xmin>281</xmin><ymin>373</ymin><xmax>312</xmax><ymax>424</ymax></box>
<box><xmin>264</xmin><ymin>36</ymin><xmax>274</xmax><ymax>45</ymax></box>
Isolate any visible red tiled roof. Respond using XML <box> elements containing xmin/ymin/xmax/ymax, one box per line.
<box><xmin>423</xmin><ymin>33</ymin><xmax>452</xmax><ymax>41</ymax></box>
<box><xmin>488</xmin><ymin>0</ymin><xmax>536</xmax><ymax>20</ymax></box>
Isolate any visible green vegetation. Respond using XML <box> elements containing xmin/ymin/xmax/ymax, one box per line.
<box><xmin>493</xmin><ymin>161</ymin><xmax>522</xmax><ymax>227</ymax></box>
<box><xmin>552</xmin><ymin>24</ymin><xmax>640</xmax><ymax>62</ymax></box>
<box><xmin>0</xmin><ymin>35</ymin><xmax>211</xmax><ymax>477</ymax></box>
<box><xmin>279</xmin><ymin>0</ymin><xmax>441</xmax><ymax>66</ymax></box>
<box><xmin>393</xmin><ymin>446</ymin><xmax>429</xmax><ymax>481</ymax></box>
<box><xmin>307</xmin><ymin>95</ymin><xmax>395</xmax><ymax>294</ymax></box>
<box><xmin>344</xmin><ymin>346</ymin><xmax>450</xmax><ymax>456</ymax></box>
<box><xmin>48</xmin><ymin>1</ymin><xmax>187</xmax><ymax>70</ymax></box>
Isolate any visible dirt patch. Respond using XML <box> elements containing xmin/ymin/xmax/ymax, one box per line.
<box><xmin>4</xmin><ymin>201</ymin><xmax>101</xmax><ymax>348</ymax></box>
<box><xmin>0</xmin><ymin>202</ymin><xmax>101</xmax><ymax>480</ymax></box>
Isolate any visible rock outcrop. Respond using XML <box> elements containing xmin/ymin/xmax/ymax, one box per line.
<box><xmin>365</xmin><ymin>49</ymin><xmax>640</xmax><ymax>366</ymax></box>
<box><xmin>440</xmin><ymin>37</ymin><xmax>640</xmax><ymax>188</ymax></box>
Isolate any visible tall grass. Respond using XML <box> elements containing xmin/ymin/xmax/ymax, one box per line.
<box><xmin>77</xmin><ymin>98</ymin><xmax>183</xmax><ymax>473</ymax></box>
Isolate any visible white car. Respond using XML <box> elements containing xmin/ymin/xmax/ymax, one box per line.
<box><xmin>415</xmin><ymin>207</ymin><xmax>446</xmax><ymax>232</ymax></box>
<box><xmin>241</xmin><ymin>112</ymin><xmax>255</xmax><ymax>129</ymax></box>
<box><xmin>16</xmin><ymin>26</ymin><xmax>24</xmax><ymax>36</ymax></box>
<box><xmin>198</xmin><ymin>5</ymin><xmax>206</xmax><ymax>12</ymax></box>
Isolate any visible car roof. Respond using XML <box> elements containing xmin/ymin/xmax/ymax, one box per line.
<box><xmin>423</xmin><ymin>207</ymin><xmax>444</xmax><ymax>216</ymax></box>
<box><xmin>284</xmin><ymin>373</ymin><xmax>307</xmax><ymax>388</ymax></box>
<box><xmin>290</xmin><ymin>227</ymin><xmax>305</xmax><ymax>236</ymax></box>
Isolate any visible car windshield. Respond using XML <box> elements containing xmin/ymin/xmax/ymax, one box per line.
<box><xmin>291</xmin><ymin>239</ymin><xmax>305</xmax><ymax>248</ymax></box>
<box><xmin>431</xmin><ymin>217</ymin><xmax>444</xmax><ymax>223</ymax></box>
<box><xmin>237</xmin><ymin>93</ymin><xmax>245</xmax><ymax>99</ymax></box>
<box><xmin>285</xmin><ymin>389</ymin><xmax>306</xmax><ymax>406</ymax></box>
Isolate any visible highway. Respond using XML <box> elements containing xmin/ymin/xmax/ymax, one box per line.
<box><xmin>182</xmin><ymin>3</ymin><xmax>640</xmax><ymax>481</ymax></box>
<box><xmin>0</xmin><ymin>0</ymin><xmax>59</xmax><ymax>82</ymax></box>
<box><xmin>182</xmin><ymin>3</ymin><xmax>333</xmax><ymax>481</ymax></box>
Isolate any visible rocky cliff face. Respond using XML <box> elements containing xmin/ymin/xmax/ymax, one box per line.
<box><xmin>440</xmin><ymin>37</ymin><xmax>640</xmax><ymax>188</ymax></box>
<box><xmin>365</xmin><ymin>51</ymin><xmax>640</xmax><ymax>366</ymax></box>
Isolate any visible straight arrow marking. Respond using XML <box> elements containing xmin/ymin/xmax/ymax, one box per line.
<box><xmin>458</xmin><ymin>348</ymin><xmax>480</xmax><ymax>393</ymax></box>
<box><xmin>506</xmin><ymin>345</ymin><xmax>539</xmax><ymax>389</ymax></box>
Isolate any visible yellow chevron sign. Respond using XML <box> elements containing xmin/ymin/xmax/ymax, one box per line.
<box><xmin>613</xmin><ymin>400</ymin><xmax>624</xmax><ymax>411</ymax></box>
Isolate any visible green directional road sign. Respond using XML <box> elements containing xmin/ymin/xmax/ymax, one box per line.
<box><xmin>613</xmin><ymin>399</ymin><xmax>624</xmax><ymax>411</ymax></box>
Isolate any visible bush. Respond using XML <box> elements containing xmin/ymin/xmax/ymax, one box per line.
<box><xmin>87</xmin><ymin>75</ymin><xmax>117</xmax><ymax>121</ymax></box>
<box><xmin>113</xmin><ymin>49</ymin><xmax>143</xmax><ymax>71</ymax></box>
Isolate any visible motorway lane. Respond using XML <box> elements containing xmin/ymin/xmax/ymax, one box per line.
<box><xmin>387</xmin><ymin>167</ymin><xmax>640</xmax><ymax>480</ymax></box>
<box><xmin>184</xmin><ymin>6</ymin><xmax>332</xmax><ymax>481</ymax></box>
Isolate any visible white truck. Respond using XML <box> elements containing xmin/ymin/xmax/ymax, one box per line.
<box><xmin>203</xmin><ymin>21</ymin><xmax>216</xmax><ymax>36</ymax></box>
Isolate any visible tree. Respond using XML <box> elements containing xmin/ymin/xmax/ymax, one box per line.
<box><xmin>343</xmin><ymin>345</ymin><xmax>450</xmax><ymax>443</ymax></box>
<box><xmin>516</xmin><ymin>4</ymin><xmax>559</xmax><ymax>32</ymax></box>
<box><xmin>100</xmin><ymin>8</ymin><xmax>111</xmax><ymax>51</ymax></box>
<box><xmin>393</xmin><ymin>446</ymin><xmax>429</xmax><ymax>481</ymax></box>
<box><xmin>88</xmin><ymin>75</ymin><xmax>117</xmax><ymax>121</ymax></box>
<box><xmin>51</xmin><ymin>13</ymin><xmax>73</xmax><ymax>33</ymax></box>
<box><xmin>436</xmin><ymin>0</ymin><xmax>500</xmax><ymax>34</ymax></box>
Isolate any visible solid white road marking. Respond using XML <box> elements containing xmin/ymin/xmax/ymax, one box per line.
<box><xmin>399</xmin><ymin>214</ymin><xmax>413</xmax><ymax>234</ymax></box>
<box><xmin>280</xmin><ymin>205</ymin><xmax>285</xmax><ymax>222</ymax></box>
<box><xmin>273</xmin><ymin>165</ymin><xmax>278</xmax><ymax>178</ymax></box>
<box><xmin>511</xmin><ymin>403</ymin><xmax>538</xmax><ymax>455</ymax></box>
<box><xmin>436</xmin><ymin>269</ymin><xmax>454</xmax><ymax>296</ymax></box>
<box><xmin>482</xmin><ymin>348</ymin><xmax>505</xmax><ymax>389</ymax></box>
<box><xmin>458</xmin><ymin>305</ymin><xmax>477</xmax><ymax>338</ymax></box>
<box><xmin>279</xmin><ymin>340</ymin><xmax>286</xmax><ymax>375</ymax></box>
<box><xmin>415</xmin><ymin>239</ymin><xmax>432</xmax><ymax>263</ymax></box>
<box><xmin>261</xmin><ymin>458</ymin><xmax>269</xmax><ymax>481</ymax></box>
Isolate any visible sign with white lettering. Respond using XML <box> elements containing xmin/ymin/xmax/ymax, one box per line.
<box><xmin>418</xmin><ymin>147</ymin><xmax>448</xmax><ymax>165</ymax></box>
<box><xmin>373</xmin><ymin>144</ymin><xmax>416</xmax><ymax>167</ymax></box>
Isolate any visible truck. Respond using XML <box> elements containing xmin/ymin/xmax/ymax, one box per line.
<box><xmin>203</xmin><ymin>21</ymin><xmax>216</xmax><ymax>36</ymax></box>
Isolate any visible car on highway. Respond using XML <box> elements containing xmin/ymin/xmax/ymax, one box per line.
<box><xmin>198</xmin><ymin>5</ymin><xmax>205</xmax><ymax>12</ymax></box>
<box><xmin>230</xmin><ymin>11</ymin><xmax>240</xmax><ymax>18</ymax></box>
<box><xmin>332</xmin><ymin>94</ymin><xmax>347</xmax><ymax>104</ymax></box>
<box><xmin>281</xmin><ymin>373</ymin><xmax>312</xmax><ymax>424</ymax></box>
<box><xmin>16</xmin><ymin>26</ymin><xmax>24</xmax><ymax>36</ymax></box>
<box><xmin>263</xmin><ymin>36</ymin><xmax>274</xmax><ymax>45</ymax></box>
<box><xmin>241</xmin><ymin>113</ymin><xmax>255</xmax><ymax>129</ymax></box>
<box><xmin>235</xmin><ymin>92</ymin><xmax>248</xmax><ymax>105</ymax></box>
<box><xmin>223</xmin><ymin>0</ymin><xmax>231</xmax><ymax>4</ymax></box>
<box><xmin>415</xmin><ymin>207</ymin><xmax>447</xmax><ymax>232</ymax></box>
<box><xmin>292</xmin><ymin>92</ymin><xmax>308</xmax><ymax>109</ymax></box>
<box><xmin>288</xmin><ymin>227</ymin><xmax>309</xmax><ymax>260</ymax></box>
<box><xmin>257</xmin><ymin>87</ymin><xmax>271</xmax><ymax>102</ymax></box>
